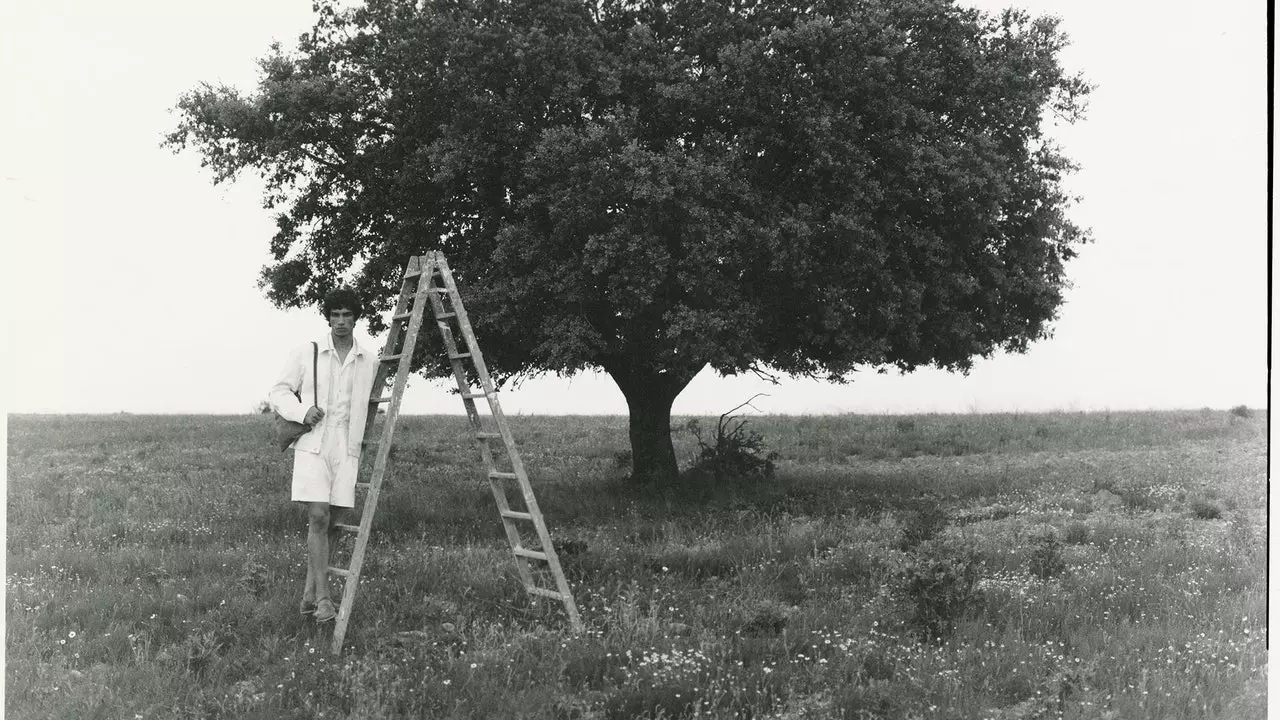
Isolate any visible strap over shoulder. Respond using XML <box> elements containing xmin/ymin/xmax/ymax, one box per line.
<box><xmin>311</xmin><ymin>342</ymin><xmax>318</xmax><ymax>407</ymax></box>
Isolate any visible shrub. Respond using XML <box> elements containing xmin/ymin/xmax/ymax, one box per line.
<box><xmin>893</xmin><ymin>539</ymin><xmax>983</xmax><ymax>642</ymax></box>
<box><xmin>1229</xmin><ymin>405</ymin><xmax>1251</xmax><ymax>418</ymax></box>
<box><xmin>738</xmin><ymin>600</ymin><xmax>791</xmax><ymax>636</ymax></box>
<box><xmin>684</xmin><ymin>401</ymin><xmax>777</xmax><ymax>484</ymax></box>
<box><xmin>898</xmin><ymin>501</ymin><xmax>948</xmax><ymax>550</ymax></box>
<box><xmin>1027</xmin><ymin>529</ymin><xmax>1067</xmax><ymax>579</ymax></box>
<box><xmin>1063</xmin><ymin>521</ymin><xmax>1090</xmax><ymax>545</ymax></box>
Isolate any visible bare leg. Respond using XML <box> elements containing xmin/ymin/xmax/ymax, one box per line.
<box><xmin>302</xmin><ymin>561</ymin><xmax>316</xmax><ymax>605</ymax></box>
<box><xmin>307</xmin><ymin>502</ymin><xmax>333</xmax><ymax>602</ymax></box>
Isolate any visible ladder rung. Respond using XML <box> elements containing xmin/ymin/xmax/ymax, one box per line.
<box><xmin>513</xmin><ymin>548</ymin><xmax>548</xmax><ymax>561</ymax></box>
<box><xmin>449</xmin><ymin>352</ymin><xmax>472</xmax><ymax>359</ymax></box>
<box><xmin>371</xmin><ymin>396</ymin><xmax>393</xmax><ymax>404</ymax></box>
<box><xmin>335</xmin><ymin>523</ymin><xmax>361</xmax><ymax>533</ymax></box>
<box><xmin>356</xmin><ymin>482</ymin><xmax>372</xmax><ymax>489</ymax></box>
<box><xmin>435</xmin><ymin>312</ymin><xmax>457</xmax><ymax>319</ymax></box>
<box><xmin>403</xmin><ymin>268</ymin><xmax>423</xmax><ymax>279</ymax></box>
<box><xmin>380</xmin><ymin>353</ymin><xmax>404</xmax><ymax>363</ymax></box>
<box><xmin>328</xmin><ymin>567</ymin><xmax>353</xmax><ymax>577</ymax></box>
<box><xmin>501</xmin><ymin>509</ymin><xmax>533</xmax><ymax>521</ymax></box>
<box><xmin>476</xmin><ymin>432</ymin><xmax>502</xmax><ymax>439</ymax></box>
<box><xmin>489</xmin><ymin>471</ymin><xmax>518</xmax><ymax>480</ymax></box>
<box><xmin>528</xmin><ymin>587</ymin><xmax>567</xmax><ymax>601</ymax></box>
<box><xmin>462</xmin><ymin>391</ymin><xmax>489</xmax><ymax>399</ymax></box>
<box><xmin>428</xmin><ymin>288</ymin><xmax>450</xmax><ymax>293</ymax></box>
<box><xmin>392</xmin><ymin>311</ymin><xmax>413</xmax><ymax>321</ymax></box>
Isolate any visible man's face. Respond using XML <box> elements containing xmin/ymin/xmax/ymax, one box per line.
<box><xmin>329</xmin><ymin>308</ymin><xmax>356</xmax><ymax>337</ymax></box>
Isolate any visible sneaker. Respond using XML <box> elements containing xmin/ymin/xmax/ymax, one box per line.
<box><xmin>314</xmin><ymin>598</ymin><xmax>337</xmax><ymax>623</ymax></box>
<box><xmin>299</xmin><ymin>599</ymin><xmax>317</xmax><ymax>616</ymax></box>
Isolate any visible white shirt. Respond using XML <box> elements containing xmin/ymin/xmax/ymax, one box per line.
<box><xmin>321</xmin><ymin>334</ymin><xmax>358</xmax><ymax>428</ymax></box>
<box><xmin>269</xmin><ymin>332</ymin><xmax>379</xmax><ymax>456</ymax></box>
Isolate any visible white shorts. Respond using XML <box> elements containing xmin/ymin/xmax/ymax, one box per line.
<box><xmin>292</xmin><ymin>424</ymin><xmax>360</xmax><ymax>508</ymax></box>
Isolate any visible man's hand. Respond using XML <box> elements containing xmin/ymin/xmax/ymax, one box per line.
<box><xmin>304</xmin><ymin>407</ymin><xmax>325</xmax><ymax>426</ymax></box>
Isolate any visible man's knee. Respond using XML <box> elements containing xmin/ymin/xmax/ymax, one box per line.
<box><xmin>307</xmin><ymin>503</ymin><xmax>330</xmax><ymax>529</ymax></box>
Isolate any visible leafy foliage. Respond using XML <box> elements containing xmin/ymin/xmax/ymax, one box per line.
<box><xmin>894</xmin><ymin>539</ymin><xmax>983</xmax><ymax>642</ymax></box>
<box><xmin>1027</xmin><ymin>528</ymin><xmax>1067</xmax><ymax>579</ymax></box>
<box><xmin>897</xmin><ymin>500</ymin><xmax>949</xmax><ymax>550</ymax></box>
<box><xmin>167</xmin><ymin>0</ymin><xmax>1092</xmax><ymax>481</ymax></box>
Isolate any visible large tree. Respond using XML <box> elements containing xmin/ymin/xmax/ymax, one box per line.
<box><xmin>168</xmin><ymin>0</ymin><xmax>1090</xmax><ymax>483</ymax></box>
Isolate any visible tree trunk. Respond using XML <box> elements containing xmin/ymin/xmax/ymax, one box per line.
<box><xmin>609</xmin><ymin>368</ymin><xmax>697</xmax><ymax>484</ymax></box>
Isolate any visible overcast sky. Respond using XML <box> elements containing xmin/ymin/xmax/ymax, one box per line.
<box><xmin>0</xmin><ymin>0</ymin><xmax>1267</xmax><ymax>416</ymax></box>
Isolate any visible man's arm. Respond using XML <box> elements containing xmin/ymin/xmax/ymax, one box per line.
<box><xmin>268</xmin><ymin>345</ymin><xmax>310</xmax><ymax>424</ymax></box>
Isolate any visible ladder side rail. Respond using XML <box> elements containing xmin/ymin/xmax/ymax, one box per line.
<box><xmin>425</xmin><ymin>265</ymin><xmax>538</xmax><ymax>592</ymax></box>
<box><xmin>423</xmin><ymin>266</ymin><xmax>496</xmax><ymax>459</ymax></box>
<box><xmin>430</xmin><ymin>257</ymin><xmax>566</xmax><ymax>523</ymax></box>
<box><xmin>432</xmin><ymin>253</ymin><xmax>583</xmax><ymax>630</ymax></box>
<box><xmin>432</xmin><ymin>255</ymin><xmax>557</xmax><ymax>547</ymax></box>
<box><xmin>354</xmin><ymin>275</ymin><xmax>431</xmax><ymax>537</ymax></box>
<box><xmin>431</xmin><ymin>253</ymin><xmax>502</xmax><ymax>396</ymax></box>
<box><xmin>359</xmin><ymin>265</ymin><xmax>419</xmax><ymax>449</ymax></box>
<box><xmin>430</xmin><ymin>254</ymin><xmax>527</xmax><ymax>470</ymax></box>
<box><xmin>331</xmin><ymin>260</ymin><xmax>432</xmax><ymax>653</ymax></box>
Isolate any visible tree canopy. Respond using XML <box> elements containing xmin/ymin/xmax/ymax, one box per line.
<box><xmin>167</xmin><ymin>0</ymin><xmax>1091</xmax><ymax>482</ymax></box>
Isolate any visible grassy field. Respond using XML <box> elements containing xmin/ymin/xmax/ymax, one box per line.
<box><xmin>6</xmin><ymin>409</ymin><xmax>1267</xmax><ymax>719</ymax></box>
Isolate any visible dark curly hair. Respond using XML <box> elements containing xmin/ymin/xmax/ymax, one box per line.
<box><xmin>321</xmin><ymin>287</ymin><xmax>364</xmax><ymax>319</ymax></box>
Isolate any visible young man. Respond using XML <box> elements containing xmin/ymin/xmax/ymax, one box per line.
<box><xmin>269</xmin><ymin>288</ymin><xmax>379</xmax><ymax>622</ymax></box>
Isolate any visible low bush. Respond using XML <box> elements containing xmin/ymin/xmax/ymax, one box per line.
<box><xmin>684</xmin><ymin>402</ymin><xmax>778</xmax><ymax>485</ymax></box>
<box><xmin>1028</xmin><ymin>529</ymin><xmax>1067</xmax><ymax>579</ymax></box>
<box><xmin>1189</xmin><ymin>498</ymin><xmax>1223</xmax><ymax>520</ymax></box>
<box><xmin>898</xmin><ymin>501</ymin><xmax>949</xmax><ymax>550</ymax></box>
<box><xmin>893</xmin><ymin>539</ymin><xmax>983</xmax><ymax>642</ymax></box>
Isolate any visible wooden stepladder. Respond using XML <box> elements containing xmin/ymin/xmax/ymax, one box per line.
<box><xmin>329</xmin><ymin>252</ymin><xmax>582</xmax><ymax>654</ymax></box>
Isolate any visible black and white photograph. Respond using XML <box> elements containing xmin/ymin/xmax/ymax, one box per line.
<box><xmin>3</xmin><ymin>0</ymin><xmax>1267</xmax><ymax>717</ymax></box>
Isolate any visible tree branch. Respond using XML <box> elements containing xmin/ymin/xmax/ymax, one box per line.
<box><xmin>721</xmin><ymin>393</ymin><xmax>769</xmax><ymax>420</ymax></box>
